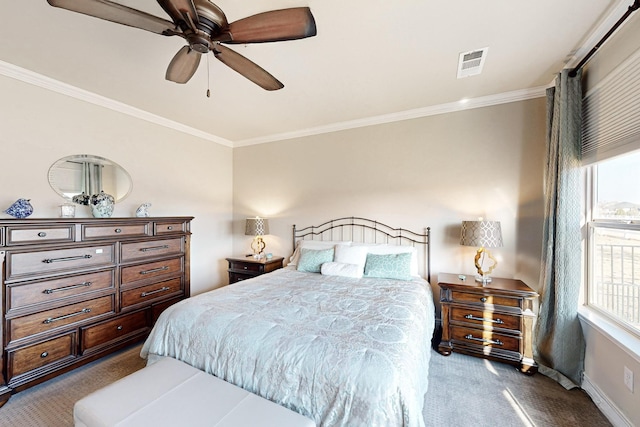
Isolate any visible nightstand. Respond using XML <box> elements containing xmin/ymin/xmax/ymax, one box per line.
<box><xmin>437</xmin><ymin>273</ymin><xmax>538</xmax><ymax>374</ymax></box>
<box><xmin>225</xmin><ymin>256</ymin><xmax>284</xmax><ymax>284</ymax></box>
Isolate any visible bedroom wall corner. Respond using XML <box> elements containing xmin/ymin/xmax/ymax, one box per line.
<box><xmin>0</xmin><ymin>75</ymin><xmax>233</xmax><ymax>295</ymax></box>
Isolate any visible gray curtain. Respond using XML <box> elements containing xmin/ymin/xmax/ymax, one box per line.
<box><xmin>534</xmin><ymin>69</ymin><xmax>585</xmax><ymax>389</ymax></box>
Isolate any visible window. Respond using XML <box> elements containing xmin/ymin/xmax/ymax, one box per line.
<box><xmin>586</xmin><ymin>150</ymin><xmax>640</xmax><ymax>334</ymax></box>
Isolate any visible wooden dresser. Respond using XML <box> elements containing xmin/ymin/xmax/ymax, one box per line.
<box><xmin>437</xmin><ymin>273</ymin><xmax>538</xmax><ymax>374</ymax></box>
<box><xmin>0</xmin><ymin>216</ymin><xmax>192</xmax><ymax>407</ymax></box>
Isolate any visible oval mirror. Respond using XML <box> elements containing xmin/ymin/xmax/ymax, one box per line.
<box><xmin>48</xmin><ymin>155</ymin><xmax>133</xmax><ymax>203</ymax></box>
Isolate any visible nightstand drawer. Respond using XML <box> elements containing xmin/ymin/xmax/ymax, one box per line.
<box><xmin>451</xmin><ymin>326</ymin><xmax>520</xmax><ymax>353</ymax></box>
<box><xmin>451</xmin><ymin>307</ymin><xmax>520</xmax><ymax>331</ymax></box>
<box><xmin>229</xmin><ymin>260</ymin><xmax>264</xmax><ymax>273</ymax></box>
<box><xmin>451</xmin><ymin>290</ymin><xmax>521</xmax><ymax>308</ymax></box>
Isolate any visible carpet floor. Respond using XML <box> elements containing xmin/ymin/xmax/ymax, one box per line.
<box><xmin>0</xmin><ymin>344</ymin><xmax>611</xmax><ymax>426</ymax></box>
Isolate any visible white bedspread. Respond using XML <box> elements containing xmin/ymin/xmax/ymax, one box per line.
<box><xmin>141</xmin><ymin>268</ymin><xmax>435</xmax><ymax>427</ymax></box>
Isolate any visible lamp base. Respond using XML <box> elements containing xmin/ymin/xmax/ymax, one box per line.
<box><xmin>475</xmin><ymin>275</ymin><xmax>492</xmax><ymax>284</ymax></box>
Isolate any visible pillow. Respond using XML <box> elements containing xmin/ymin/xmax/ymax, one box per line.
<box><xmin>334</xmin><ymin>245</ymin><xmax>368</xmax><ymax>276</ymax></box>
<box><xmin>297</xmin><ymin>248</ymin><xmax>335</xmax><ymax>273</ymax></box>
<box><xmin>363</xmin><ymin>252</ymin><xmax>413</xmax><ymax>281</ymax></box>
<box><xmin>289</xmin><ymin>240</ymin><xmax>351</xmax><ymax>266</ymax></box>
<box><xmin>360</xmin><ymin>244</ymin><xmax>419</xmax><ymax>276</ymax></box>
<box><xmin>321</xmin><ymin>262</ymin><xmax>362</xmax><ymax>278</ymax></box>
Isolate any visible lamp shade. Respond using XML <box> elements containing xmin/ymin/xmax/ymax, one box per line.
<box><xmin>460</xmin><ymin>220</ymin><xmax>503</xmax><ymax>248</ymax></box>
<box><xmin>245</xmin><ymin>217</ymin><xmax>269</xmax><ymax>236</ymax></box>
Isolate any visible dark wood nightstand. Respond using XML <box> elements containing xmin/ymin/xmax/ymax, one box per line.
<box><xmin>225</xmin><ymin>256</ymin><xmax>285</xmax><ymax>284</ymax></box>
<box><xmin>437</xmin><ymin>273</ymin><xmax>539</xmax><ymax>374</ymax></box>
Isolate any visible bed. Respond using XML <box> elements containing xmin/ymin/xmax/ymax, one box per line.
<box><xmin>141</xmin><ymin>217</ymin><xmax>435</xmax><ymax>427</ymax></box>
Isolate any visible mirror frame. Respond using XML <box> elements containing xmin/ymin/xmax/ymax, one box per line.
<box><xmin>48</xmin><ymin>154</ymin><xmax>133</xmax><ymax>203</ymax></box>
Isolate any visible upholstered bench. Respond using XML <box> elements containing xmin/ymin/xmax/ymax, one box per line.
<box><xmin>73</xmin><ymin>356</ymin><xmax>315</xmax><ymax>427</ymax></box>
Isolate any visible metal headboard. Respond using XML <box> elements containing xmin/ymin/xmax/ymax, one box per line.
<box><xmin>292</xmin><ymin>217</ymin><xmax>431</xmax><ymax>283</ymax></box>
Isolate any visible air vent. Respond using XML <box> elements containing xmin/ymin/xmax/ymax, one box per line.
<box><xmin>457</xmin><ymin>47</ymin><xmax>489</xmax><ymax>78</ymax></box>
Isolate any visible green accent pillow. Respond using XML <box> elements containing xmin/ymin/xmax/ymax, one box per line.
<box><xmin>297</xmin><ymin>247</ymin><xmax>335</xmax><ymax>273</ymax></box>
<box><xmin>364</xmin><ymin>252</ymin><xmax>413</xmax><ymax>281</ymax></box>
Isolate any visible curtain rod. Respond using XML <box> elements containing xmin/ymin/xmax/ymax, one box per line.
<box><xmin>569</xmin><ymin>0</ymin><xmax>640</xmax><ymax>77</ymax></box>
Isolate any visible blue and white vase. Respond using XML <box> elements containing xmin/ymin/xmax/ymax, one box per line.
<box><xmin>90</xmin><ymin>191</ymin><xmax>115</xmax><ymax>218</ymax></box>
<box><xmin>4</xmin><ymin>198</ymin><xmax>34</xmax><ymax>218</ymax></box>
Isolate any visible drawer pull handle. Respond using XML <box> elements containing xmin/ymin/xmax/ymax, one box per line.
<box><xmin>41</xmin><ymin>351</ymin><xmax>49</xmax><ymax>358</ymax></box>
<box><xmin>167</xmin><ymin>226</ymin><xmax>173</xmax><ymax>230</ymax></box>
<box><xmin>140</xmin><ymin>245</ymin><xmax>170</xmax><ymax>252</ymax></box>
<box><xmin>464</xmin><ymin>314</ymin><xmax>504</xmax><ymax>324</ymax></box>
<box><xmin>43</xmin><ymin>308</ymin><xmax>91</xmax><ymax>324</ymax></box>
<box><xmin>243</xmin><ymin>266</ymin><xmax>248</xmax><ymax>270</ymax></box>
<box><xmin>464</xmin><ymin>334</ymin><xmax>503</xmax><ymax>346</ymax></box>
<box><xmin>141</xmin><ymin>286</ymin><xmax>171</xmax><ymax>297</ymax></box>
<box><xmin>43</xmin><ymin>254</ymin><xmax>92</xmax><ymax>264</ymax></box>
<box><xmin>43</xmin><ymin>281</ymin><xmax>93</xmax><ymax>294</ymax></box>
<box><xmin>115</xmin><ymin>228</ymin><xmax>122</xmax><ymax>233</ymax></box>
<box><xmin>38</xmin><ymin>232</ymin><xmax>47</xmax><ymax>238</ymax></box>
<box><xmin>139</xmin><ymin>266</ymin><xmax>169</xmax><ymax>275</ymax></box>
<box><xmin>116</xmin><ymin>325</ymin><xmax>123</xmax><ymax>331</ymax></box>
<box><xmin>480</xmin><ymin>297</ymin><xmax>487</xmax><ymax>302</ymax></box>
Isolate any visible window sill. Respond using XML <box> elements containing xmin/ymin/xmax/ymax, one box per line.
<box><xmin>578</xmin><ymin>306</ymin><xmax>640</xmax><ymax>364</ymax></box>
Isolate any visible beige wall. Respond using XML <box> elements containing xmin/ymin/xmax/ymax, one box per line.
<box><xmin>232</xmin><ymin>98</ymin><xmax>546</xmax><ymax>296</ymax></box>
<box><xmin>0</xmin><ymin>75</ymin><xmax>233</xmax><ymax>295</ymax></box>
<box><xmin>580</xmin><ymin>10</ymin><xmax>640</xmax><ymax>427</ymax></box>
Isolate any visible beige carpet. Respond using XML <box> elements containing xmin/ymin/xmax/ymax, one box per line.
<box><xmin>0</xmin><ymin>344</ymin><xmax>612</xmax><ymax>426</ymax></box>
<box><xmin>0</xmin><ymin>344</ymin><xmax>146</xmax><ymax>427</ymax></box>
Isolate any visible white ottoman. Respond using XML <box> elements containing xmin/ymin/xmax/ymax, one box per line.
<box><xmin>74</xmin><ymin>357</ymin><xmax>315</xmax><ymax>427</ymax></box>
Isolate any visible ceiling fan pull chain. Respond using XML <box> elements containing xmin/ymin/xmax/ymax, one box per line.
<box><xmin>206</xmin><ymin>54</ymin><xmax>211</xmax><ymax>98</ymax></box>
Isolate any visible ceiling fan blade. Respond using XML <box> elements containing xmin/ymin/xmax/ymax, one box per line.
<box><xmin>166</xmin><ymin>46</ymin><xmax>201</xmax><ymax>84</ymax></box>
<box><xmin>221</xmin><ymin>7</ymin><xmax>316</xmax><ymax>44</ymax></box>
<box><xmin>46</xmin><ymin>0</ymin><xmax>175</xmax><ymax>35</ymax></box>
<box><xmin>213</xmin><ymin>44</ymin><xmax>283</xmax><ymax>91</ymax></box>
<box><xmin>157</xmin><ymin>0</ymin><xmax>199</xmax><ymax>30</ymax></box>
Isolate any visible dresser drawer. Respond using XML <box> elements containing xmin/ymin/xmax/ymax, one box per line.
<box><xmin>121</xmin><ymin>238</ymin><xmax>184</xmax><ymax>262</ymax></box>
<box><xmin>121</xmin><ymin>278</ymin><xmax>183</xmax><ymax>309</ymax></box>
<box><xmin>8</xmin><ymin>295</ymin><xmax>115</xmax><ymax>344</ymax></box>
<box><xmin>82</xmin><ymin>222</ymin><xmax>152</xmax><ymax>240</ymax></box>
<box><xmin>7</xmin><ymin>332</ymin><xmax>77</xmax><ymax>381</ymax></box>
<box><xmin>7</xmin><ymin>270</ymin><xmax>115</xmax><ymax>314</ymax></box>
<box><xmin>154</xmin><ymin>220</ymin><xmax>188</xmax><ymax>235</ymax></box>
<box><xmin>6</xmin><ymin>225</ymin><xmax>74</xmax><ymax>245</ymax></box>
<box><xmin>450</xmin><ymin>307</ymin><xmax>520</xmax><ymax>331</ymax></box>
<box><xmin>5</xmin><ymin>245</ymin><xmax>115</xmax><ymax>281</ymax></box>
<box><xmin>81</xmin><ymin>309</ymin><xmax>150</xmax><ymax>353</ymax></box>
<box><xmin>451</xmin><ymin>290</ymin><xmax>522</xmax><ymax>308</ymax></box>
<box><xmin>450</xmin><ymin>325</ymin><xmax>520</xmax><ymax>353</ymax></box>
<box><xmin>121</xmin><ymin>257</ymin><xmax>183</xmax><ymax>285</ymax></box>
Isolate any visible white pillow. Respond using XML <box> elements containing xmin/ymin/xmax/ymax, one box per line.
<box><xmin>359</xmin><ymin>244</ymin><xmax>419</xmax><ymax>276</ymax></box>
<box><xmin>334</xmin><ymin>245</ymin><xmax>368</xmax><ymax>276</ymax></box>
<box><xmin>289</xmin><ymin>240</ymin><xmax>351</xmax><ymax>266</ymax></box>
<box><xmin>321</xmin><ymin>262</ymin><xmax>362</xmax><ymax>278</ymax></box>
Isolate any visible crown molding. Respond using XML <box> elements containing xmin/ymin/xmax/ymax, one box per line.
<box><xmin>1</xmin><ymin>60</ymin><xmax>546</xmax><ymax>149</ymax></box>
<box><xmin>234</xmin><ymin>86</ymin><xmax>547</xmax><ymax>147</ymax></box>
<box><xmin>0</xmin><ymin>60</ymin><xmax>233</xmax><ymax>148</ymax></box>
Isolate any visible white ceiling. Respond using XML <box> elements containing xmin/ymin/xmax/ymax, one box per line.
<box><xmin>0</xmin><ymin>1</ymin><xmax>632</xmax><ymax>146</ymax></box>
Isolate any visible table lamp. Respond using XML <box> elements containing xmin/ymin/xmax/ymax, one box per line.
<box><xmin>460</xmin><ymin>219</ymin><xmax>503</xmax><ymax>283</ymax></box>
<box><xmin>245</xmin><ymin>216</ymin><xmax>269</xmax><ymax>256</ymax></box>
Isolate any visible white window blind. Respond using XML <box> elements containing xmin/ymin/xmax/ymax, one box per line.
<box><xmin>582</xmin><ymin>47</ymin><xmax>640</xmax><ymax>164</ymax></box>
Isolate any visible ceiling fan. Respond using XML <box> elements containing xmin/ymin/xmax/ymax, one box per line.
<box><xmin>46</xmin><ymin>0</ymin><xmax>317</xmax><ymax>90</ymax></box>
